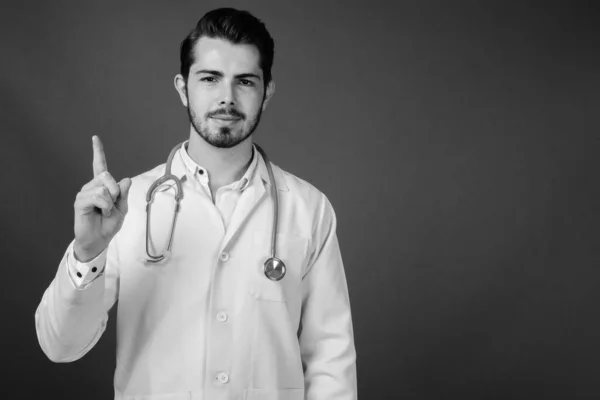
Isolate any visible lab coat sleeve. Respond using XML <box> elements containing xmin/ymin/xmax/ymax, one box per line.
<box><xmin>66</xmin><ymin>246</ymin><xmax>107</xmax><ymax>289</ymax></box>
<box><xmin>299</xmin><ymin>195</ymin><xmax>358</xmax><ymax>400</ymax></box>
<box><xmin>35</xmin><ymin>237</ymin><xmax>120</xmax><ymax>363</ymax></box>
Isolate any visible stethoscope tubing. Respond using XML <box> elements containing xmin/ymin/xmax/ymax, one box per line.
<box><xmin>144</xmin><ymin>142</ymin><xmax>284</xmax><ymax>281</ymax></box>
<box><xmin>254</xmin><ymin>144</ymin><xmax>277</xmax><ymax>259</ymax></box>
<box><xmin>144</xmin><ymin>143</ymin><xmax>184</xmax><ymax>263</ymax></box>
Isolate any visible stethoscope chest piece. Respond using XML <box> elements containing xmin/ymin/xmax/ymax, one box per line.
<box><xmin>264</xmin><ymin>257</ymin><xmax>286</xmax><ymax>281</ymax></box>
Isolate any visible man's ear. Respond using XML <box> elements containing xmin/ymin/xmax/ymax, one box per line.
<box><xmin>261</xmin><ymin>80</ymin><xmax>276</xmax><ymax>111</ymax></box>
<box><xmin>174</xmin><ymin>74</ymin><xmax>188</xmax><ymax>107</ymax></box>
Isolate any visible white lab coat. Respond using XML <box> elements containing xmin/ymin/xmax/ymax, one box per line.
<box><xmin>35</xmin><ymin>146</ymin><xmax>357</xmax><ymax>400</ymax></box>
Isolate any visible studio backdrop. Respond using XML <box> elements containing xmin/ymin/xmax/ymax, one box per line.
<box><xmin>1</xmin><ymin>1</ymin><xmax>598</xmax><ymax>398</ymax></box>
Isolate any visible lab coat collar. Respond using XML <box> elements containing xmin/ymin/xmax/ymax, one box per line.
<box><xmin>168</xmin><ymin>143</ymin><xmax>190</xmax><ymax>182</ymax></box>
<box><xmin>167</xmin><ymin>141</ymin><xmax>289</xmax><ymax>192</ymax></box>
<box><xmin>254</xmin><ymin>144</ymin><xmax>289</xmax><ymax>192</ymax></box>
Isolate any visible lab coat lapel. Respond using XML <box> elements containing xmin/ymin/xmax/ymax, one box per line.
<box><xmin>219</xmin><ymin>146</ymin><xmax>286</xmax><ymax>252</ymax></box>
<box><xmin>220</xmin><ymin>170</ymin><xmax>267</xmax><ymax>252</ymax></box>
<box><xmin>217</xmin><ymin>144</ymin><xmax>289</xmax><ymax>252</ymax></box>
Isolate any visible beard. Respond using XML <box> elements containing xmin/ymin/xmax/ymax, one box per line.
<box><xmin>187</xmin><ymin>96</ymin><xmax>264</xmax><ymax>149</ymax></box>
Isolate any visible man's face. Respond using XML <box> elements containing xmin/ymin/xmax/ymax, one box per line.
<box><xmin>176</xmin><ymin>37</ymin><xmax>274</xmax><ymax>148</ymax></box>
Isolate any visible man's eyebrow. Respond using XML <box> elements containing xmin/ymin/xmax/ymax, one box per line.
<box><xmin>194</xmin><ymin>70</ymin><xmax>261</xmax><ymax>81</ymax></box>
<box><xmin>235</xmin><ymin>73</ymin><xmax>262</xmax><ymax>81</ymax></box>
<box><xmin>195</xmin><ymin>69</ymin><xmax>224</xmax><ymax>77</ymax></box>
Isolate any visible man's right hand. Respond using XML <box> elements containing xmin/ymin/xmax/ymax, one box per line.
<box><xmin>73</xmin><ymin>136</ymin><xmax>132</xmax><ymax>262</ymax></box>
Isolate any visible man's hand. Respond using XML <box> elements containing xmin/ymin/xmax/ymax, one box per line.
<box><xmin>73</xmin><ymin>136</ymin><xmax>132</xmax><ymax>262</ymax></box>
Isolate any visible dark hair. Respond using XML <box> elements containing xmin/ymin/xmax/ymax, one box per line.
<box><xmin>180</xmin><ymin>8</ymin><xmax>275</xmax><ymax>86</ymax></box>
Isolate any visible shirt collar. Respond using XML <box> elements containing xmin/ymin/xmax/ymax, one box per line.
<box><xmin>178</xmin><ymin>140</ymin><xmax>259</xmax><ymax>192</ymax></box>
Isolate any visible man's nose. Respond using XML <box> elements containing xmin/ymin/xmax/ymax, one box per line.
<box><xmin>219</xmin><ymin>83</ymin><xmax>236</xmax><ymax>106</ymax></box>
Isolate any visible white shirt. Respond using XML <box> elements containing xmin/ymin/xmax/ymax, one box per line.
<box><xmin>35</xmin><ymin>143</ymin><xmax>357</xmax><ymax>400</ymax></box>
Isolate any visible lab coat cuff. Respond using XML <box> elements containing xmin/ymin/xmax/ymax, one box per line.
<box><xmin>65</xmin><ymin>241</ymin><xmax>108</xmax><ymax>290</ymax></box>
<box><xmin>56</xmin><ymin>245</ymin><xmax>106</xmax><ymax>306</ymax></box>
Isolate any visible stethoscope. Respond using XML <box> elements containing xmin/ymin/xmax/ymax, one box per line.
<box><xmin>144</xmin><ymin>142</ymin><xmax>286</xmax><ymax>281</ymax></box>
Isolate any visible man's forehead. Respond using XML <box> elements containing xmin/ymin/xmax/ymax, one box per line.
<box><xmin>191</xmin><ymin>37</ymin><xmax>262</xmax><ymax>75</ymax></box>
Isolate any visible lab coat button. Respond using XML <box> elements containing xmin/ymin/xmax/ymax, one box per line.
<box><xmin>216</xmin><ymin>311</ymin><xmax>228</xmax><ymax>322</ymax></box>
<box><xmin>216</xmin><ymin>372</ymin><xmax>229</xmax><ymax>384</ymax></box>
<box><xmin>219</xmin><ymin>252</ymin><xmax>230</xmax><ymax>262</ymax></box>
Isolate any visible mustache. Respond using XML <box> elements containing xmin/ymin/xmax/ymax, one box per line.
<box><xmin>206</xmin><ymin>108</ymin><xmax>245</xmax><ymax>119</ymax></box>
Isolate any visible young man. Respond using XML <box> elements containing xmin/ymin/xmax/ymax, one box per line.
<box><xmin>36</xmin><ymin>8</ymin><xmax>357</xmax><ymax>400</ymax></box>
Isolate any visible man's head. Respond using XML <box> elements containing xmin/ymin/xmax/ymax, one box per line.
<box><xmin>174</xmin><ymin>8</ymin><xmax>276</xmax><ymax>149</ymax></box>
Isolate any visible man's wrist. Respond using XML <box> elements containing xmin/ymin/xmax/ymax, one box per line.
<box><xmin>73</xmin><ymin>241</ymin><xmax>105</xmax><ymax>263</ymax></box>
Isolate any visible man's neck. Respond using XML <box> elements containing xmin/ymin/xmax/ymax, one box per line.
<box><xmin>187</xmin><ymin>130</ymin><xmax>254</xmax><ymax>194</ymax></box>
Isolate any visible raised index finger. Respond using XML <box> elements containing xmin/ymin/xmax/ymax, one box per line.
<box><xmin>92</xmin><ymin>135</ymin><xmax>108</xmax><ymax>177</ymax></box>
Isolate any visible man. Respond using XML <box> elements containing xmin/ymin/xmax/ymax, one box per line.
<box><xmin>35</xmin><ymin>8</ymin><xmax>357</xmax><ymax>400</ymax></box>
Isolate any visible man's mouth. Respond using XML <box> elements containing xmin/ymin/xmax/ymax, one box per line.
<box><xmin>211</xmin><ymin>115</ymin><xmax>241</xmax><ymax>121</ymax></box>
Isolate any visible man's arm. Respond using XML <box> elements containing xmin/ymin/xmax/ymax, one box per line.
<box><xmin>299</xmin><ymin>194</ymin><xmax>357</xmax><ymax>400</ymax></box>
<box><xmin>35</xmin><ymin>240</ymin><xmax>118</xmax><ymax>362</ymax></box>
<box><xmin>35</xmin><ymin>135</ymin><xmax>130</xmax><ymax>362</ymax></box>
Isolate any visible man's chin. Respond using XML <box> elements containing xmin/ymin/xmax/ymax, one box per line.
<box><xmin>191</xmin><ymin>119</ymin><xmax>254</xmax><ymax>149</ymax></box>
<box><xmin>200</xmin><ymin>131</ymin><xmax>244</xmax><ymax>149</ymax></box>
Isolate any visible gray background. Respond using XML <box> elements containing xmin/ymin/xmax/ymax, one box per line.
<box><xmin>1</xmin><ymin>0</ymin><xmax>599</xmax><ymax>398</ymax></box>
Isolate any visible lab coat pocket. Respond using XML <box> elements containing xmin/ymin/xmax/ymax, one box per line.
<box><xmin>250</xmin><ymin>231</ymin><xmax>308</xmax><ymax>303</ymax></box>
<box><xmin>245</xmin><ymin>388</ymin><xmax>304</xmax><ymax>400</ymax></box>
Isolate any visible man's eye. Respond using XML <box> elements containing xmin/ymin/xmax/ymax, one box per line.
<box><xmin>201</xmin><ymin>77</ymin><xmax>217</xmax><ymax>82</ymax></box>
<box><xmin>239</xmin><ymin>79</ymin><xmax>254</xmax><ymax>86</ymax></box>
